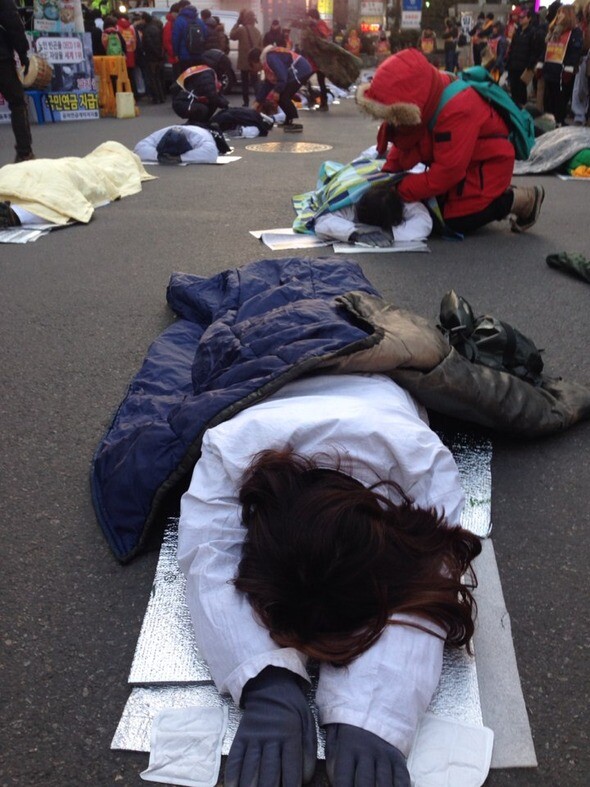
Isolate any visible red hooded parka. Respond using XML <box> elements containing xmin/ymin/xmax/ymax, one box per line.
<box><xmin>357</xmin><ymin>50</ymin><xmax>515</xmax><ymax>219</ymax></box>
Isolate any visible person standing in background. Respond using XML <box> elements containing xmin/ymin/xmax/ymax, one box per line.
<box><xmin>230</xmin><ymin>8</ymin><xmax>262</xmax><ymax>107</ymax></box>
<box><xmin>0</xmin><ymin>0</ymin><xmax>34</xmax><ymax>162</ymax></box>
<box><xmin>263</xmin><ymin>19</ymin><xmax>287</xmax><ymax>48</ymax></box>
<box><xmin>140</xmin><ymin>12</ymin><xmax>166</xmax><ymax>104</ymax></box>
<box><xmin>539</xmin><ymin>4</ymin><xmax>583</xmax><ymax>126</ymax></box>
<box><xmin>506</xmin><ymin>10</ymin><xmax>538</xmax><ymax>108</ymax></box>
<box><xmin>302</xmin><ymin>8</ymin><xmax>332</xmax><ymax>111</ymax></box>
<box><xmin>163</xmin><ymin>3</ymin><xmax>180</xmax><ymax>75</ymax></box>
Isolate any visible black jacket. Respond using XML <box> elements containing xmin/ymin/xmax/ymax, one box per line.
<box><xmin>506</xmin><ymin>24</ymin><xmax>538</xmax><ymax>72</ymax></box>
<box><xmin>0</xmin><ymin>0</ymin><xmax>29</xmax><ymax>62</ymax></box>
<box><xmin>141</xmin><ymin>20</ymin><xmax>164</xmax><ymax>62</ymax></box>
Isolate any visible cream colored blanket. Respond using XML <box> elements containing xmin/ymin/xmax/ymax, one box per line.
<box><xmin>0</xmin><ymin>141</ymin><xmax>156</xmax><ymax>225</ymax></box>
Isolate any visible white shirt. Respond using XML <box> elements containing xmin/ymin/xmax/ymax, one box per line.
<box><xmin>314</xmin><ymin>200</ymin><xmax>433</xmax><ymax>244</ymax></box>
<box><xmin>133</xmin><ymin>125</ymin><xmax>219</xmax><ymax>164</ymax></box>
<box><xmin>177</xmin><ymin>373</ymin><xmax>464</xmax><ymax>755</ymax></box>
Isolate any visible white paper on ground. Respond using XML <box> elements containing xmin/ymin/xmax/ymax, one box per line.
<box><xmin>556</xmin><ymin>174</ymin><xmax>590</xmax><ymax>181</ymax></box>
<box><xmin>408</xmin><ymin>713</ymin><xmax>494</xmax><ymax>787</ymax></box>
<box><xmin>249</xmin><ymin>228</ymin><xmax>331</xmax><ymax>250</ymax></box>
<box><xmin>0</xmin><ymin>226</ymin><xmax>56</xmax><ymax>243</ymax></box>
<box><xmin>140</xmin><ymin>705</ymin><xmax>228</xmax><ymax>787</ymax></box>
<box><xmin>333</xmin><ymin>240</ymin><xmax>430</xmax><ymax>253</ymax></box>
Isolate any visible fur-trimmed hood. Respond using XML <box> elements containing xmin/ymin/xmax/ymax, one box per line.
<box><xmin>356</xmin><ymin>49</ymin><xmax>452</xmax><ymax>127</ymax></box>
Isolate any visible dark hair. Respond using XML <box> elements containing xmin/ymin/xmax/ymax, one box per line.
<box><xmin>234</xmin><ymin>449</ymin><xmax>481</xmax><ymax>666</ymax></box>
<box><xmin>170</xmin><ymin>3</ymin><xmax>181</xmax><ymax>12</ymax></box>
<box><xmin>355</xmin><ymin>181</ymin><xmax>405</xmax><ymax>230</ymax></box>
<box><xmin>201</xmin><ymin>8</ymin><xmax>211</xmax><ymax>20</ymax></box>
<box><xmin>248</xmin><ymin>47</ymin><xmax>262</xmax><ymax>64</ymax></box>
<box><xmin>308</xmin><ymin>8</ymin><xmax>320</xmax><ymax>20</ymax></box>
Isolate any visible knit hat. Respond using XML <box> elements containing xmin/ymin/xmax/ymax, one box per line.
<box><xmin>356</xmin><ymin>49</ymin><xmax>447</xmax><ymax>127</ymax></box>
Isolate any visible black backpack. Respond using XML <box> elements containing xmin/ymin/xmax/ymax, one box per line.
<box><xmin>438</xmin><ymin>290</ymin><xmax>544</xmax><ymax>385</ymax></box>
<box><xmin>186</xmin><ymin>22</ymin><xmax>205</xmax><ymax>56</ymax></box>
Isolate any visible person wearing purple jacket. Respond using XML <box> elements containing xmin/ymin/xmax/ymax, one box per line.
<box><xmin>248</xmin><ymin>45</ymin><xmax>313</xmax><ymax>132</ymax></box>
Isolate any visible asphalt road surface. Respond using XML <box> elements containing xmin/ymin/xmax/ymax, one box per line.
<box><xmin>1</xmin><ymin>90</ymin><xmax>589</xmax><ymax>787</ymax></box>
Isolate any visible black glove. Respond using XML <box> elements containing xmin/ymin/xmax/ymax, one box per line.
<box><xmin>349</xmin><ymin>229</ymin><xmax>394</xmax><ymax>248</ymax></box>
<box><xmin>225</xmin><ymin>666</ymin><xmax>317</xmax><ymax>787</ymax></box>
<box><xmin>21</xmin><ymin>54</ymin><xmax>30</xmax><ymax>77</ymax></box>
<box><xmin>325</xmin><ymin>724</ymin><xmax>411</xmax><ymax>787</ymax></box>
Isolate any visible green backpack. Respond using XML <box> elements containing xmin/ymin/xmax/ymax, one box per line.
<box><xmin>106</xmin><ymin>32</ymin><xmax>123</xmax><ymax>57</ymax></box>
<box><xmin>428</xmin><ymin>67</ymin><xmax>535</xmax><ymax>161</ymax></box>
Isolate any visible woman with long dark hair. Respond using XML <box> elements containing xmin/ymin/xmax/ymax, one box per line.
<box><xmin>178</xmin><ymin>371</ymin><xmax>481</xmax><ymax>786</ymax></box>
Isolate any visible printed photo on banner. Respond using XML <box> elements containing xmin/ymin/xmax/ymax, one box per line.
<box><xmin>33</xmin><ymin>0</ymin><xmax>84</xmax><ymax>34</ymax></box>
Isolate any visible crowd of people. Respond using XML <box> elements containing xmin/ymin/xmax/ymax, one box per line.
<box><xmin>3</xmin><ymin>4</ymin><xmax>590</xmax><ymax>787</ymax></box>
<box><xmin>418</xmin><ymin>2</ymin><xmax>590</xmax><ymax>127</ymax></box>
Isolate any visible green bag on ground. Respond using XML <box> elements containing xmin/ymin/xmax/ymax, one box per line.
<box><xmin>546</xmin><ymin>252</ymin><xmax>590</xmax><ymax>283</ymax></box>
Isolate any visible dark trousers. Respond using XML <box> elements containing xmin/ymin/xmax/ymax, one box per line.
<box><xmin>0</xmin><ymin>57</ymin><xmax>33</xmax><ymax>158</ymax></box>
<box><xmin>278</xmin><ymin>80</ymin><xmax>302</xmax><ymax>122</ymax></box>
<box><xmin>508</xmin><ymin>70</ymin><xmax>528</xmax><ymax>108</ymax></box>
<box><xmin>444</xmin><ymin>191</ymin><xmax>514</xmax><ymax>234</ymax></box>
<box><xmin>240</xmin><ymin>69</ymin><xmax>259</xmax><ymax>106</ymax></box>
<box><xmin>316</xmin><ymin>70</ymin><xmax>328</xmax><ymax>106</ymax></box>
<box><xmin>543</xmin><ymin>79</ymin><xmax>573</xmax><ymax>125</ymax></box>
<box><xmin>146</xmin><ymin>61</ymin><xmax>166</xmax><ymax>103</ymax></box>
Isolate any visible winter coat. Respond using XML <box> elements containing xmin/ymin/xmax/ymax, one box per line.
<box><xmin>163</xmin><ymin>14</ymin><xmax>177</xmax><ymax>63</ymax></box>
<box><xmin>357</xmin><ymin>49</ymin><xmax>515</xmax><ymax>219</ymax></box>
<box><xmin>0</xmin><ymin>0</ymin><xmax>28</xmax><ymax>62</ymax></box>
<box><xmin>203</xmin><ymin>18</ymin><xmax>222</xmax><ymax>51</ymax></box>
<box><xmin>263</xmin><ymin>26</ymin><xmax>287</xmax><ymax>48</ymax></box>
<box><xmin>259</xmin><ymin>47</ymin><xmax>313</xmax><ymax>94</ymax></box>
<box><xmin>230</xmin><ymin>21</ymin><xmax>262</xmax><ymax>70</ymax></box>
<box><xmin>173</xmin><ymin>64</ymin><xmax>228</xmax><ymax>116</ymax></box>
<box><xmin>141</xmin><ymin>19</ymin><xmax>164</xmax><ymax>62</ymax></box>
<box><xmin>172</xmin><ymin>6</ymin><xmax>207</xmax><ymax>62</ymax></box>
<box><xmin>542</xmin><ymin>26</ymin><xmax>584</xmax><ymax>83</ymax></box>
<box><xmin>116</xmin><ymin>18</ymin><xmax>137</xmax><ymax>69</ymax></box>
<box><xmin>91</xmin><ymin>256</ymin><xmax>590</xmax><ymax>563</ymax></box>
<box><xmin>506</xmin><ymin>23</ymin><xmax>539</xmax><ymax>73</ymax></box>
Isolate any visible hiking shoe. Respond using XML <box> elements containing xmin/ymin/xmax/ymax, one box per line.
<box><xmin>510</xmin><ymin>185</ymin><xmax>545</xmax><ymax>232</ymax></box>
<box><xmin>0</xmin><ymin>201</ymin><xmax>21</xmax><ymax>229</ymax></box>
<box><xmin>283</xmin><ymin>123</ymin><xmax>303</xmax><ymax>133</ymax></box>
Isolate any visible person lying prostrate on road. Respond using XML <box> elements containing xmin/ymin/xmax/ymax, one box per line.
<box><xmin>178</xmin><ymin>372</ymin><xmax>480</xmax><ymax>787</ymax></box>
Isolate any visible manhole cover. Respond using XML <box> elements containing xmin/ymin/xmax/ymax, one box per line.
<box><xmin>245</xmin><ymin>142</ymin><xmax>333</xmax><ymax>153</ymax></box>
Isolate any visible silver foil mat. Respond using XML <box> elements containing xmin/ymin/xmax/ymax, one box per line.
<box><xmin>111</xmin><ymin>683</ymin><xmax>328</xmax><ymax>757</ymax></box>
<box><xmin>128</xmin><ymin>524</ymin><xmax>211</xmax><ymax>685</ymax></box>
<box><xmin>113</xmin><ymin>652</ymin><xmax>480</xmax><ymax>756</ymax></box>
<box><xmin>116</xmin><ymin>431</ymin><xmax>490</xmax><ymax>752</ymax></box>
<box><xmin>447</xmin><ymin>431</ymin><xmax>493</xmax><ymax>539</ymax></box>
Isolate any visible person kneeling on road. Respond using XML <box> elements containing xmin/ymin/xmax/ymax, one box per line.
<box><xmin>171</xmin><ymin>64</ymin><xmax>229</xmax><ymax>125</ymax></box>
<box><xmin>248</xmin><ymin>45</ymin><xmax>313</xmax><ymax>133</ymax></box>
<box><xmin>357</xmin><ymin>49</ymin><xmax>545</xmax><ymax>234</ymax></box>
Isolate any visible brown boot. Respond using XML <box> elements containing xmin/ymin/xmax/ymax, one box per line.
<box><xmin>509</xmin><ymin>186</ymin><xmax>545</xmax><ymax>233</ymax></box>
